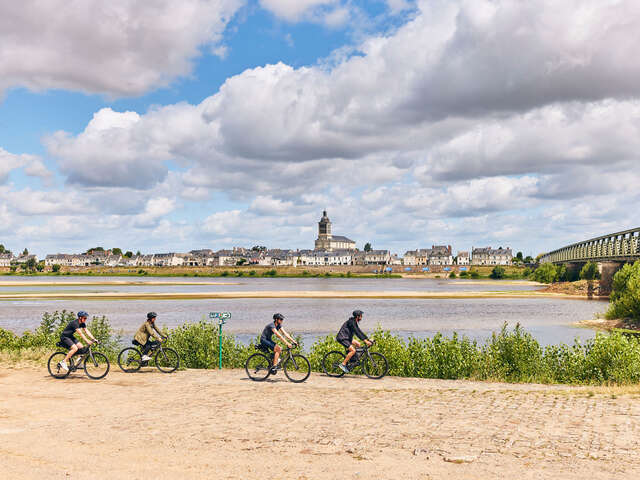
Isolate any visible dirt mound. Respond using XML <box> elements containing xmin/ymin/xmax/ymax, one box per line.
<box><xmin>541</xmin><ymin>280</ymin><xmax>606</xmax><ymax>298</ymax></box>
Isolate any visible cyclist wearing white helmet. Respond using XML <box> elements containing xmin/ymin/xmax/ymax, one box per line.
<box><xmin>134</xmin><ymin>312</ymin><xmax>164</xmax><ymax>361</ymax></box>
<box><xmin>58</xmin><ymin>311</ymin><xmax>98</xmax><ymax>372</ymax></box>
<box><xmin>336</xmin><ymin>310</ymin><xmax>372</xmax><ymax>373</ymax></box>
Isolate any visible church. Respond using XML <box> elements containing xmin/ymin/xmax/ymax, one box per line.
<box><xmin>314</xmin><ymin>210</ymin><xmax>357</xmax><ymax>251</ymax></box>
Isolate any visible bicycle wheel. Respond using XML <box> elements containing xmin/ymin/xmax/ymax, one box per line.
<box><xmin>47</xmin><ymin>351</ymin><xmax>71</xmax><ymax>379</ymax></box>
<box><xmin>118</xmin><ymin>348</ymin><xmax>142</xmax><ymax>373</ymax></box>
<box><xmin>155</xmin><ymin>347</ymin><xmax>180</xmax><ymax>373</ymax></box>
<box><xmin>245</xmin><ymin>353</ymin><xmax>272</xmax><ymax>381</ymax></box>
<box><xmin>84</xmin><ymin>352</ymin><xmax>110</xmax><ymax>379</ymax></box>
<box><xmin>283</xmin><ymin>354</ymin><xmax>311</xmax><ymax>383</ymax></box>
<box><xmin>322</xmin><ymin>350</ymin><xmax>346</xmax><ymax>378</ymax></box>
<box><xmin>362</xmin><ymin>352</ymin><xmax>388</xmax><ymax>379</ymax></box>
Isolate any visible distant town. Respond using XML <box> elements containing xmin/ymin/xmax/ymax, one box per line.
<box><xmin>0</xmin><ymin>211</ymin><xmax>529</xmax><ymax>270</ymax></box>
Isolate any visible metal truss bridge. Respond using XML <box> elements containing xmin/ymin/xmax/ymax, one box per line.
<box><xmin>539</xmin><ymin>227</ymin><xmax>640</xmax><ymax>264</ymax></box>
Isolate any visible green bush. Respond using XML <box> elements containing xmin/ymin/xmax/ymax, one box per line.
<box><xmin>607</xmin><ymin>261</ymin><xmax>640</xmax><ymax>322</ymax></box>
<box><xmin>490</xmin><ymin>266</ymin><xmax>505</xmax><ymax>279</ymax></box>
<box><xmin>449</xmin><ymin>271</ymin><xmax>457</xmax><ymax>279</ymax></box>
<box><xmin>459</xmin><ymin>270</ymin><xmax>469</xmax><ymax>278</ymax></box>
<box><xmin>164</xmin><ymin>319</ymin><xmax>252</xmax><ymax>369</ymax></box>
<box><xmin>5</xmin><ymin>312</ymin><xmax>640</xmax><ymax>385</ymax></box>
<box><xmin>532</xmin><ymin>263</ymin><xmax>558</xmax><ymax>283</ymax></box>
<box><xmin>580</xmin><ymin>262</ymin><xmax>600</xmax><ymax>280</ymax></box>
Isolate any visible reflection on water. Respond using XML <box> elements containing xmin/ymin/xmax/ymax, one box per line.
<box><xmin>0</xmin><ymin>276</ymin><xmax>607</xmax><ymax>347</ymax></box>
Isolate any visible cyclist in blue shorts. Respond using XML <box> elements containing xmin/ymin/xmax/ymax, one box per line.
<box><xmin>260</xmin><ymin>313</ymin><xmax>297</xmax><ymax>373</ymax></box>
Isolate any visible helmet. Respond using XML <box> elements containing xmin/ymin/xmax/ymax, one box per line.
<box><xmin>352</xmin><ymin>310</ymin><xmax>364</xmax><ymax>318</ymax></box>
<box><xmin>147</xmin><ymin>312</ymin><xmax>157</xmax><ymax>320</ymax></box>
<box><xmin>77</xmin><ymin>311</ymin><xmax>89</xmax><ymax>318</ymax></box>
<box><xmin>273</xmin><ymin>313</ymin><xmax>284</xmax><ymax>321</ymax></box>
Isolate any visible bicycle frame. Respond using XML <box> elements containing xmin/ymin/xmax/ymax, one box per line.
<box><xmin>68</xmin><ymin>345</ymin><xmax>98</xmax><ymax>370</ymax></box>
<box><xmin>346</xmin><ymin>344</ymin><xmax>375</xmax><ymax>369</ymax></box>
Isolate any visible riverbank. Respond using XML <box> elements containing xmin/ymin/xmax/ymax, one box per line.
<box><xmin>541</xmin><ymin>280</ymin><xmax>608</xmax><ymax>298</ymax></box>
<box><xmin>2</xmin><ymin>366</ymin><xmax>639</xmax><ymax>479</ymax></box>
<box><xmin>0</xmin><ymin>288</ymin><xmax>590</xmax><ymax>301</ymax></box>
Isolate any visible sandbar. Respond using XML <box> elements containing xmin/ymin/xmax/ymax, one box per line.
<box><xmin>0</xmin><ymin>289</ymin><xmax>599</xmax><ymax>300</ymax></box>
<box><xmin>0</xmin><ymin>280</ymin><xmax>240</xmax><ymax>287</ymax></box>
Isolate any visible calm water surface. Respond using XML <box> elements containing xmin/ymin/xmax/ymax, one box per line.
<box><xmin>0</xmin><ymin>276</ymin><xmax>607</xmax><ymax>347</ymax></box>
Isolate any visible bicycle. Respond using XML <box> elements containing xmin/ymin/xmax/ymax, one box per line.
<box><xmin>245</xmin><ymin>344</ymin><xmax>311</xmax><ymax>383</ymax></box>
<box><xmin>117</xmin><ymin>337</ymin><xmax>180</xmax><ymax>373</ymax></box>
<box><xmin>322</xmin><ymin>342</ymin><xmax>388</xmax><ymax>379</ymax></box>
<box><xmin>47</xmin><ymin>342</ymin><xmax>110</xmax><ymax>380</ymax></box>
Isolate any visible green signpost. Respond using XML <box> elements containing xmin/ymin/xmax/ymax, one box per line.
<box><xmin>209</xmin><ymin>312</ymin><xmax>231</xmax><ymax>369</ymax></box>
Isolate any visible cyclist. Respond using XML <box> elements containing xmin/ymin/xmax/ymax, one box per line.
<box><xmin>134</xmin><ymin>312</ymin><xmax>164</xmax><ymax>362</ymax></box>
<box><xmin>336</xmin><ymin>309</ymin><xmax>372</xmax><ymax>373</ymax></box>
<box><xmin>58</xmin><ymin>310</ymin><xmax>98</xmax><ymax>372</ymax></box>
<box><xmin>260</xmin><ymin>313</ymin><xmax>296</xmax><ymax>373</ymax></box>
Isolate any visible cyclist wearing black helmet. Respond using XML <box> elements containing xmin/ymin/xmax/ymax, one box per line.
<box><xmin>58</xmin><ymin>311</ymin><xmax>98</xmax><ymax>372</ymax></box>
<box><xmin>134</xmin><ymin>312</ymin><xmax>164</xmax><ymax>361</ymax></box>
<box><xmin>336</xmin><ymin>310</ymin><xmax>372</xmax><ymax>373</ymax></box>
<box><xmin>260</xmin><ymin>313</ymin><xmax>296</xmax><ymax>372</ymax></box>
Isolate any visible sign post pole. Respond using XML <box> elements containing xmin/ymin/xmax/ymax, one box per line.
<box><xmin>210</xmin><ymin>312</ymin><xmax>231</xmax><ymax>370</ymax></box>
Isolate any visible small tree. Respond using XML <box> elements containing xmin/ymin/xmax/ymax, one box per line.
<box><xmin>22</xmin><ymin>248</ymin><xmax>29</xmax><ymax>256</ymax></box>
<box><xmin>0</xmin><ymin>244</ymin><xmax>4</xmax><ymax>253</ymax></box>
<box><xmin>364</xmin><ymin>243</ymin><xmax>372</xmax><ymax>252</ymax></box>
<box><xmin>52</xmin><ymin>264</ymin><xmax>61</xmax><ymax>273</ymax></box>
<box><xmin>36</xmin><ymin>261</ymin><xmax>45</xmax><ymax>272</ymax></box>
<box><xmin>124</xmin><ymin>251</ymin><xmax>133</xmax><ymax>258</ymax></box>
<box><xmin>236</xmin><ymin>258</ymin><xmax>247</xmax><ymax>266</ymax></box>
<box><xmin>516</xmin><ymin>251</ymin><xmax>524</xmax><ymax>261</ymax></box>
<box><xmin>490</xmin><ymin>266</ymin><xmax>506</xmax><ymax>279</ymax></box>
<box><xmin>532</xmin><ymin>263</ymin><xmax>558</xmax><ymax>283</ymax></box>
<box><xmin>607</xmin><ymin>261</ymin><xmax>640</xmax><ymax>322</ymax></box>
<box><xmin>580</xmin><ymin>262</ymin><xmax>600</xmax><ymax>280</ymax></box>
<box><xmin>449</xmin><ymin>271</ymin><xmax>457</xmax><ymax>279</ymax></box>
<box><xmin>26</xmin><ymin>257</ymin><xmax>37</xmax><ymax>272</ymax></box>
<box><xmin>111</xmin><ymin>248</ymin><xmax>123</xmax><ymax>256</ymax></box>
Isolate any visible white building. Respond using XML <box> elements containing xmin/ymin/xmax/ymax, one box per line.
<box><xmin>0</xmin><ymin>253</ymin><xmax>14</xmax><ymax>267</ymax></box>
<box><xmin>354</xmin><ymin>250</ymin><xmax>391</xmax><ymax>265</ymax></box>
<box><xmin>298</xmin><ymin>250</ymin><xmax>353</xmax><ymax>266</ymax></box>
<box><xmin>471</xmin><ymin>247</ymin><xmax>513</xmax><ymax>265</ymax></box>
<box><xmin>153</xmin><ymin>253</ymin><xmax>184</xmax><ymax>267</ymax></box>
<box><xmin>428</xmin><ymin>245</ymin><xmax>453</xmax><ymax>266</ymax></box>
<box><xmin>455</xmin><ymin>252</ymin><xmax>470</xmax><ymax>265</ymax></box>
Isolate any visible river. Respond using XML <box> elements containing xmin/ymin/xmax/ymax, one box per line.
<box><xmin>0</xmin><ymin>276</ymin><xmax>607</xmax><ymax>346</ymax></box>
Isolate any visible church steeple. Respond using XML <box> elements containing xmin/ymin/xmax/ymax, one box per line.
<box><xmin>318</xmin><ymin>210</ymin><xmax>332</xmax><ymax>237</ymax></box>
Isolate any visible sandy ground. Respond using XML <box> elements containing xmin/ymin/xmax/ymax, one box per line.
<box><xmin>2</xmin><ymin>367</ymin><xmax>640</xmax><ymax>479</ymax></box>
<box><xmin>0</xmin><ymin>281</ymin><xmax>239</xmax><ymax>286</ymax></box>
<box><xmin>0</xmin><ymin>289</ymin><xmax>586</xmax><ymax>301</ymax></box>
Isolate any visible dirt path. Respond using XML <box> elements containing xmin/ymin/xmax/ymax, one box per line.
<box><xmin>2</xmin><ymin>367</ymin><xmax>640</xmax><ymax>479</ymax></box>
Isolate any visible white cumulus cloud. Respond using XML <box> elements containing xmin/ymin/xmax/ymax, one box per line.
<box><xmin>0</xmin><ymin>0</ymin><xmax>244</xmax><ymax>97</ymax></box>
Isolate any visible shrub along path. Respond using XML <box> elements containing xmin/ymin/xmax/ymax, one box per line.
<box><xmin>2</xmin><ymin>367</ymin><xmax>640</xmax><ymax>479</ymax></box>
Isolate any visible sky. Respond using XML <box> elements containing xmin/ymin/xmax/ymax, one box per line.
<box><xmin>1</xmin><ymin>0</ymin><xmax>639</xmax><ymax>258</ymax></box>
